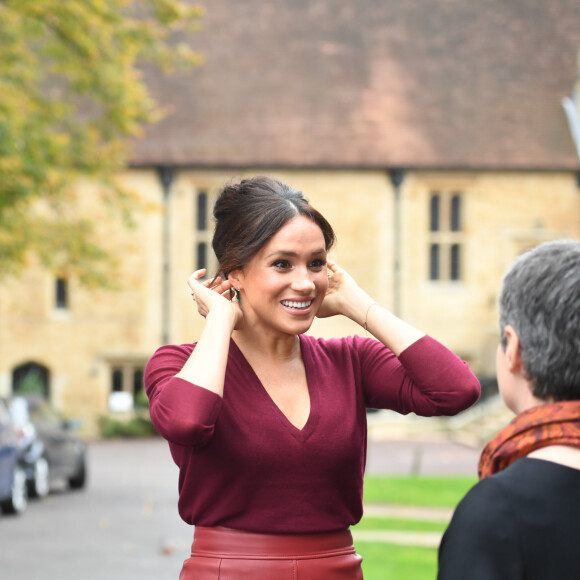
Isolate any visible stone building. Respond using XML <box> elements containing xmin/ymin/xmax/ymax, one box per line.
<box><xmin>1</xmin><ymin>0</ymin><xmax>579</xmax><ymax>435</ymax></box>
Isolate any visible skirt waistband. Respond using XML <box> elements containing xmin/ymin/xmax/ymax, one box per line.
<box><xmin>191</xmin><ymin>526</ymin><xmax>356</xmax><ymax>560</ymax></box>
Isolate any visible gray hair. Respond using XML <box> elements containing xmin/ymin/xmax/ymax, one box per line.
<box><xmin>498</xmin><ymin>239</ymin><xmax>580</xmax><ymax>401</ymax></box>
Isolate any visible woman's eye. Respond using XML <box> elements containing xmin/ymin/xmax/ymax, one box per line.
<box><xmin>310</xmin><ymin>259</ymin><xmax>327</xmax><ymax>270</ymax></box>
<box><xmin>271</xmin><ymin>258</ymin><xmax>326</xmax><ymax>270</ymax></box>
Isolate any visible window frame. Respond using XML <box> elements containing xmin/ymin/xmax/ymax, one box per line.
<box><xmin>193</xmin><ymin>188</ymin><xmax>217</xmax><ymax>273</ymax></box>
<box><xmin>428</xmin><ymin>190</ymin><xmax>464</xmax><ymax>282</ymax></box>
<box><xmin>55</xmin><ymin>277</ymin><xmax>69</xmax><ymax>310</ymax></box>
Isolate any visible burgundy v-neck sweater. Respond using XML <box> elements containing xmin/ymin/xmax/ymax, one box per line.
<box><xmin>145</xmin><ymin>334</ymin><xmax>479</xmax><ymax>533</ymax></box>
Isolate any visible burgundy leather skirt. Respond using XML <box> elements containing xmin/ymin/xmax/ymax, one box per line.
<box><xmin>179</xmin><ymin>526</ymin><xmax>364</xmax><ymax>580</ymax></box>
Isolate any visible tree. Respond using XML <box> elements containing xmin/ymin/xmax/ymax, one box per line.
<box><xmin>0</xmin><ymin>0</ymin><xmax>202</xmax><ymax>287</ymax></box>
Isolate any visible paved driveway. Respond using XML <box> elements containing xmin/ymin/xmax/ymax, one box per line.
<box><xmin>0</xmin><ymin>437</ymin><xmax>480</xmax><ymax>579</ymax></box>
<box><xmin>366</xmin><ymin>438</ymin><xmax>481</xmax><ymax>476</ymax></box>
<box><xmin>0</xmin><ymin>439</ymin><xmax>191</xmax><ymax>580</ymax></box>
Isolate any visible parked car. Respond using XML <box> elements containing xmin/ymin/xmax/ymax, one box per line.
<box><xmin>6</xmin><ymin>396</ymin><xmax>88</xmax><ymax>494</ymax></box>
<box><xmin>7</xmin><ymin>396</ymin><xmax>50</xmax><ymax>498</ymax></box>
<box><xmin>0</xmin><ymin>400</ymin><xmax>27</xmax><ymax>515</ymax></box>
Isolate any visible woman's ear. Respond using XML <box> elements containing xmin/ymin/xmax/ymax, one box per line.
<box><xmin>504</xmin><ymin>325</ymin><xmax>523</xmax><ymax>375</ymax></box>
<box><xmin>227</xmin><ymin>269</ymin><xmax>243</xmax><ymax>291</ymax></box>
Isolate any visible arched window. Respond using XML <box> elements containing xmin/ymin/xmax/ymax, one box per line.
<box><xmin>12</xmin><ymin>362</ymin><xmax>50</xmax><ymax>398</ymax></box>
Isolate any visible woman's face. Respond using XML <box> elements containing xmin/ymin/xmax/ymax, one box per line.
<box><xmin>232</xmin><ymin>215</ymin><xmax>329</xmax><ymax>337</ymax></box>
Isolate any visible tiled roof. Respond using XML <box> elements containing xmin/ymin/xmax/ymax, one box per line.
<box><xmin>130</xmin><ymin>0</ymin><xmax>580</xmax><ymax>170</ymax></box>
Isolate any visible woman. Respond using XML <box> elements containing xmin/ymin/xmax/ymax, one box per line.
<box><xmin>145</xmin><ymin>175</ymin><xmax>480</xmax><ymax>580</ymax></box>
<box><xmin>438</xmin><ymin>240</ymin><xmax>580</xmax><ymax>579</ymax></box>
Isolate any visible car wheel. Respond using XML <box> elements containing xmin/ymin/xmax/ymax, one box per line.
<box><xmin>29</xmin><ymin>456</ymin><xmax>50</xmax><ymax>498</ymax></box>
<box><xmin>1</xmin><ymin>467</ymin><xmax>28</xmax><ymax>515</ymax></box>
<box><xmin>68</xmin><ymin>459</ymin><xmax>87</xmax><ymax>490</ymax></box>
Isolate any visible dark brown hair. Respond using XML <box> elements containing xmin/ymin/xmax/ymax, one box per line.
<box><xmin>212</xmin><ymin>176</ymin><xmax>336</xmax><ymax>278</ymax></box>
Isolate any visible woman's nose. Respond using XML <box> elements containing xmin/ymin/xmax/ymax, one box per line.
<box><xmin>291</xmin><ymin>268</ymin><xmax>316</xmax><ymax>291</ymax></box>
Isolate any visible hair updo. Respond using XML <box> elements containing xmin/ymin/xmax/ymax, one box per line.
<box><xmin>212</xmin><ymin>176</ymin><xmax>336</xmax><ymax>278</ymax></box>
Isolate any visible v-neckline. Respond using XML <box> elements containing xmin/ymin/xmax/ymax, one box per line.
<box><xmin>230</xmin><ymin>336</ymin><xmax>319</xmax><ymax>441</ymax></box>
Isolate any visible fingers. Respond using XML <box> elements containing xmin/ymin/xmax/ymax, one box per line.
<box><xmin>212</xmin><ymin>279</ymin><xmax>234</xmax><ymax>293</ymax></box>
<box><xmin>187</xmin><ymin>268</ymin><xmax>206</xmax><ymax>289</ymax></box>
<box><xmin>187</xmin><ymin>270</ymin><xmax>206</xmax><ymax>299</ymax></box>
<box><xmin>326</xmin><ymin>259</ymin><xmax>343</xmax><ymax>275</ymax></box>
<box><xmin>326</xmin><ymin>260</ymin><xmax>357</xmax><ymax>295</ymax></box>
<box><xmin>187</xmin><ymin>270</ymin><xmax>236</xmax><ymax>306</ymax></box>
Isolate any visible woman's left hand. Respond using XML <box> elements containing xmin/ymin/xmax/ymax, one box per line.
<box><xmin>318</xmin><ymin>261</ymin><xmax>426</xmax><ymax>354</ymax></box>
<box><xmin>317</xmin><ymin>260</ymin><xmax>365</xmax><ymax>319</ymax></box>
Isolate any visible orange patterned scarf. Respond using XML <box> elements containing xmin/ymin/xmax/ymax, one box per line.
<box><xmin>478</xmin><ymin>401</ymin><xmax>580</xmax><ymax>479</ymax></box>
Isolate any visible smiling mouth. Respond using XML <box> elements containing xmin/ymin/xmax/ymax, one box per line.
<box><xmin>280</xmin><ymin>300</ymin><xmax>313</xmax><ymax>310</ymax></box>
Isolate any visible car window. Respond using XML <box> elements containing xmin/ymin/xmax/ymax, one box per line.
<box><xmin>28</xmin><ymin>399</ymin><xmax>62</xmax><ymax>427</ymax></box>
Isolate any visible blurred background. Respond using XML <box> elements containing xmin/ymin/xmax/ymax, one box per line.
<box><xmin>0</xmin><ymin>0</ymin><xmax>579</xmax><ymax>577</ymax></box>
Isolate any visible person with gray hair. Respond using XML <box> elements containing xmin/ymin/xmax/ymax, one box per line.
<box><xmin>438</xmin><ymin>239</ymin><xmax>580</xmax><ymax>580</ymax></box>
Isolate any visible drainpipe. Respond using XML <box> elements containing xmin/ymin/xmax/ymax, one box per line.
<box><xmin>389</xmin><ymin>169</ymin><xmax>406</xmax><ymax>317</ymax></box>
<box><xmin>561</xmin><ymin>96</ymin><xmax>580</xmax><ymax>188</ymax></box>
<box><xmin>561</xmin><ymin>47</ymin><xmax>580</xmax><ymax>165</ymax></box>
<box><xmin>562</xmin><ymin>96</ymin><xmax>580</xmax><ymax>162</ymax></box>
<box><xmin>157</xmin><ymin>166</ymin><xmax>176</xmax><ymax>345</ymax></box>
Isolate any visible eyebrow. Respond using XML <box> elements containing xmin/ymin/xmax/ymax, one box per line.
<box><xmin>265</xmin><ymin>248</ymin><xmax>326</xmax><ymax>259</ymax></box>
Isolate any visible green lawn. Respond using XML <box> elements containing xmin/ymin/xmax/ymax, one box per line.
<box><xmin>355</xmin><ymin>517</ymin><xmax>447</xmax><ymax>533</ymax></box>
<box><xmin>357</xmin><ymin>542</ymin><xmax>437</xmax><ymax>579</ymax></box>
<box><xmin>363</xmin><ymin>474</ymin><xmax>477</xmax><ymax>507</ymax></box>
<box><xmin>354</xmin><ymin>475</ymin><xmax>478</xmax><ymax>580</ymax></box>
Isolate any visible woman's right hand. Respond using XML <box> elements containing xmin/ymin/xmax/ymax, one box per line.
<box><xmin>187</xmin><ymin>269</ymin><xmax>243</xmax><ymax>330</ymax></box>
<box><xmin>175</xmin><ymin>270</ymin><xmax>243</xmax><ymax>395</ymax></box>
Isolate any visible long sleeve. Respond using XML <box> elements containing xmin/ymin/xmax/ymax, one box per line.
<box><xmin>358</xmin><ymin>335</ymin><xmax>480</xmax><ymax>416</ymax></box>
<box><xmin>144</xmin><ymin>343</ymin><xmax>222</xmax><ymax>446</ymax></box>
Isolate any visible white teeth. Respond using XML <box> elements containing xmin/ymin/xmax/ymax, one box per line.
<box><xmin>281</xmin><ymin>300</ymin><xmax>312</xmax><ymax>309</ymax></box>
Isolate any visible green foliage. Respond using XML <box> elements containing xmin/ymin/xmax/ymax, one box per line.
<box><xmin>13</xmin><ymin>368</ymin><xmax>45</xmax><ymax>395</ymax></box>
<box><xmin>99</xmin><ymin>413</ymin><xmax>158</xmax><ymax>438</ymax></box>
<box><xmin>0</xmin><ymin>0</ymin><xmax>203</xmax><ymax>287</ymax></box>
<box><xmin>134</xmin><ymin>388</ymin><xmax>150</xmax><ymax>409</ymax></box>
